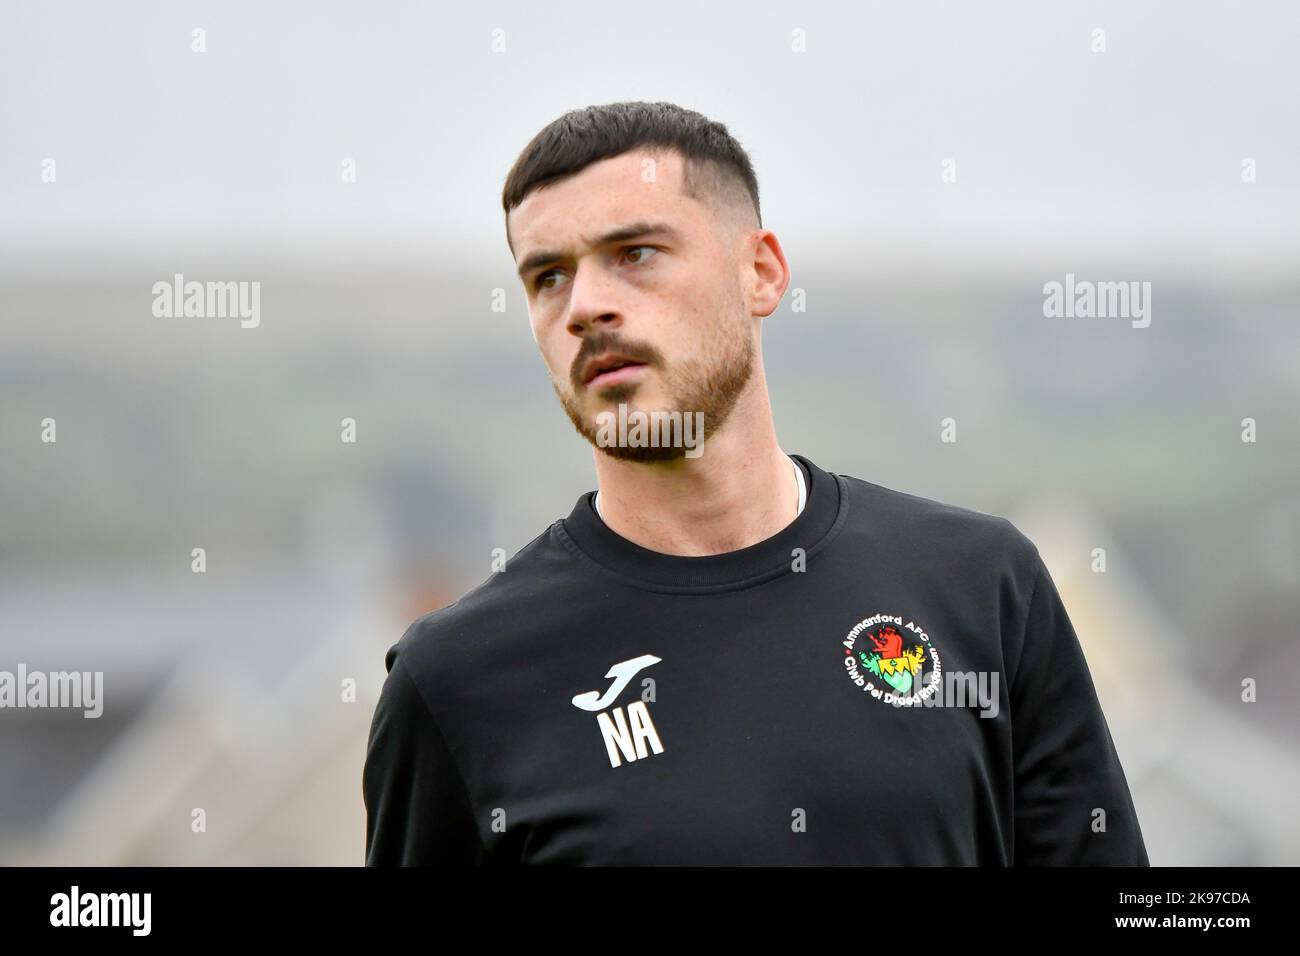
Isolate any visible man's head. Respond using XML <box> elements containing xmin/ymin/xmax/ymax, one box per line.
<box><xmin>502</xmin><ymin>101</ymin><xmax>787</xmax><ymax>462</ymax></box>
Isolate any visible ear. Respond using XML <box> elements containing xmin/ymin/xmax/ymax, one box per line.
<box><xmin>748</xmin><ymin>230</ymin><xmax>790</xmax><ymax>318</ymax></box>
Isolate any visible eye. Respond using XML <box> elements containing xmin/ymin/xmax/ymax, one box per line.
<box><xmin>533</xmin><ymin>246</ymin><xmax>659</xmax><ymax>294</ymax></box>
<box><xmin>535</xmin><ymin>269</ymin><xmax>570</xmax><ymax>293</ymax></box>
<box><xmin>622</xmin><ymin>245</ymin><xmax>659</xmax><ymax>266</ymax></box>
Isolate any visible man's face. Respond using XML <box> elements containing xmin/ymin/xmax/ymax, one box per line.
<box><xmin>507</xmin><ymin>149</ymin><xmax>756</xmax><ymax>461</ymax></box>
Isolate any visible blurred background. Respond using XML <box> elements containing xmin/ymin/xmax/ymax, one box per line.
<box><xmin>1</xmin><ymin>0</ymin><xmax>1297</xmax><ymax>865</ymax></box>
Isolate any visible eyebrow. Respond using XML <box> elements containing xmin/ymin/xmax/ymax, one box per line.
<box><xmin>515</xmin><ymin>221</ymin><xmax>682</xmax><ymax>281</ymax></box>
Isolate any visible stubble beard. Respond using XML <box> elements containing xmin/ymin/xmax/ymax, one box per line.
<box><xmin>555</xmin><ymin>319</ymin><xmax>755</xmax><ymax>463</ymax></box>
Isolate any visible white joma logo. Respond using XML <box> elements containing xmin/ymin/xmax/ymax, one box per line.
<box><xmin>572</xmin><ymin>654</ymin><xmax>665</xmax><ymax>768</ymax></box>
<box><xmin>571</xmin><ymin>654</ymin><xmax>662</xmax><ymax>712</ymax></box>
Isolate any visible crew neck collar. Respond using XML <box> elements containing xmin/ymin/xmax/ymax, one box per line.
<box><xmin>595</xmin><ymin>453</ymin><xmax>806</xmax><ymax>521</ymax></box>
<box><xmin>557</xmin><ymin>454</ymin><xmax>848</xmax><ymax>593</ymax></box>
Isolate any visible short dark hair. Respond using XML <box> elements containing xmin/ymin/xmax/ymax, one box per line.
<box><xmin>501</xmin><ymin>101</ymin><xmax>761</xmax><ymax>246</ymax></box>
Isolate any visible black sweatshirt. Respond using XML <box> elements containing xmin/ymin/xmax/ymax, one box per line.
<box><xmin>363</xmin><ymin>454</ymin><xmax>1149</xmax><ymax>865</ymax></box>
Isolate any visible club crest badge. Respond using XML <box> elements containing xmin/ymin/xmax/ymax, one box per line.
<box><xmin>842</xmin><ymin>613</ymin><xmax>942</xmax><ymax>707</ymax></box>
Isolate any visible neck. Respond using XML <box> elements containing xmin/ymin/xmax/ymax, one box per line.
<box><xmin>590</xmin><ymin>369</ymin><xmax>797</xmax><ymax>556</ymax></box>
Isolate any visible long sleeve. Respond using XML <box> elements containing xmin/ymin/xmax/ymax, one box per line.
<box><xmin>1009</xmin><ymin>553</ymin><xmax>1150</xmax><ymax>865</ymax></box>
<box><xmin>362</xmin><ymin>648</ymin><xmax>488</xmax><ymax>866</ymax></box>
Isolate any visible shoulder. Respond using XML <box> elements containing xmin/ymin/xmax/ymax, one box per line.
<box><xmin>833</xmin><ymin>469</ymin><xmax>1041</xmax><ymax>582</ymax></box>
<box><xmin>383</xmin><ymin>520</ymin><xmax>583</xmax><ymax>692</ymax></box>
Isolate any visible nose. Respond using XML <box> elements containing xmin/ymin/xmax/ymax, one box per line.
<box><xmin>565</xmin><ymin>265</ymin><xmax>624</xmax><ymax>338</ymax></box>
<box><xmin>568</xmin><ymin>312</ymin><xmax>619</xmax><ymax>338</ymax></box>
<box><xmin>564</xmin><ymin>312</ymin><xmax>618</xmax><ymax>338</ymax></box>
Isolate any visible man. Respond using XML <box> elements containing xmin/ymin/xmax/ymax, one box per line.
<box><xmin>362</xmin><ymin>101</ymin><xmax>1149</xmax><ymax>865</ymax></box>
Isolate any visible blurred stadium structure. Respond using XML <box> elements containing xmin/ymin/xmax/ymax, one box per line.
<box><xmin>2</xmin><ymin>1</ymin><xmax>1297</xmax><ymax>864</ymax></box>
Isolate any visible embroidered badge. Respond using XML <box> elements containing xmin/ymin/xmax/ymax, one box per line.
<box><xmin>842</xmin><ymin>614</ymin><xmax>942</xmax><ymax>706</ymax></box>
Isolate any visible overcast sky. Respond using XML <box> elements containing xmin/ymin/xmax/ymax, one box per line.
<box><xmin>2</xmin><ymin>0</ymin><xmax>1297</xmax><ymax>275</ymax></box>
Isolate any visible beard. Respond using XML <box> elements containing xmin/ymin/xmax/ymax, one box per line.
<box><xmin>555</xmin><ymin>320</ymin><xmax>755</xmax><ymax>463</ymax></box>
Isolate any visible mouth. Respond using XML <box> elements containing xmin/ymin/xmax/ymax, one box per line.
<box><xmin>582</xmin><ymin>355</ymin><xmax>650</xmax><ymax>389</ymax></box>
